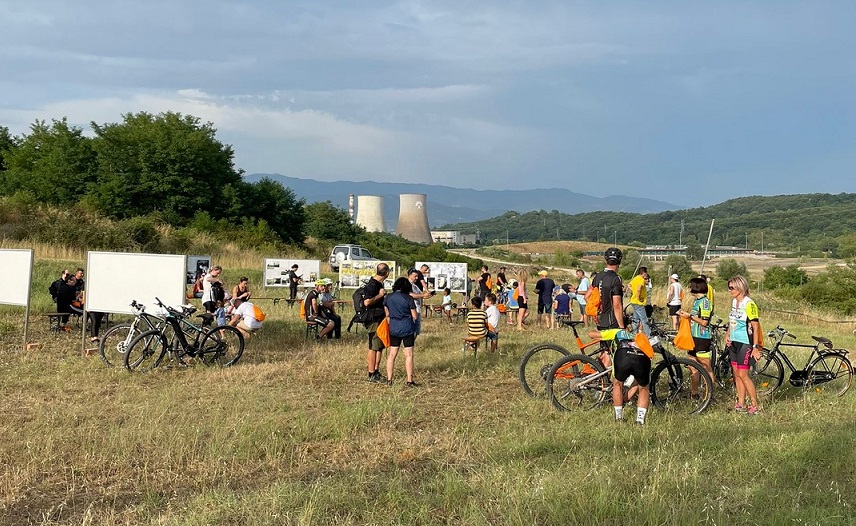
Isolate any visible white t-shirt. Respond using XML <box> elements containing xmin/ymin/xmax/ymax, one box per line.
<box><xmin>576</xmin><ymin>277</ymin><xmax>589</xmax><ymax>305</ymax></box>
<box><xmin>202</xmin><ymin>273</ymin><xmax>217</xmax><ymax>303</ymax></box>
<box><xmin>442</xmin><ymin>294</ymin><xmax>452</xmax><ymax>310</ymax></box>
<box><xmin>235</xmin><ymin>301</ymin><xmax>263</xmax><ymax>330</ymax></box>
<box><xmin>668</xmin><ymin>283</ymin><xmax>683</xmax><ymax>306</ymax></box>
<box><xmin>485</xmin><ymin>305</ymin><xmax>500</xmax><ymax>332</ymax></box>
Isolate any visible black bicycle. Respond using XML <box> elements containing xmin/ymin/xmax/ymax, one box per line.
<box><xmin>123</xmin><ymin>298</ymin><xmax>244</xmax><ymax>372</ymax></box>
<box><xmin>741</xmin><ymin>326</ymin><xmax>853</xmax><ymax>397</ymax></box>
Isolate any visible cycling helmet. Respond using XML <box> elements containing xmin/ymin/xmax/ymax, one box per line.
<box><xmin>604</xmin><ymin>247</ymin><xmax>623</xmax><ymax>265</ymax></box>
<box><xmin>315</xmin><ymin>279</ymin><xmax>326</xmax><ymax>286</ymax></box>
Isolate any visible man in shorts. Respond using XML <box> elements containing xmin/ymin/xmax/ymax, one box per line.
<box><xmin>304</xmin><ymin>280</ymin><xmax>335</xmax><ymax>340</ymax></box>
<box><xmin>534</xmin><ymin>270</ymin><xmax>556</xmax><ymax>330</ymax></box>
<box><xmin>484</xmin><ymin>293</ymin><xmax>501</xmax><ymax>352</ymax></box>
<box><xmin>364</xmin><ymin>263</ymin><xmax>389</xmax><ymax>382</ymax></box>
<box><xmin>592</xmin><ymin>247</ymin><xmax>651</xmax><ymax>425</ymax></box>
<box><xmin>229</xmin><ymin>297</ymin><xmax>263</xmax><ymax>339</ymax></box>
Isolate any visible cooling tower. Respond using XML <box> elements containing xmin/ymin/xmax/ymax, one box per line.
<box><xmin>396</xmin><ymin>193</ymin><xmax>432</xmax><ymax>244</ymax></box>
<box><xmin>355</xmin><ymin>195</ymin><xmax>385</xmax><ymax>232</ymax></box>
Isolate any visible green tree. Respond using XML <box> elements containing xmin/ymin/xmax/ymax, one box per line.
<box><xmin>685</xmin><ymin>240</ymin><xmax>704</xmax><ymax>260</ymax></box>
<box><xmin>239</xmin><ymin>177</ymin><xmax>306</xmax><ymax>245</ymax></box>
<box><xmin>91</xmin><ymin>111</ymin><xmax>242</xmax><ymax>224</ymax></box>
<box><xmin>304</xmin><ymin>200</ymin><xmax>359</xmax><ymax>243</ymax></box>
<box><xmin>763</xmin><ymin>264</ymin><xmax>808</xmax><ymax>289</ymax></box>
<box><xmin>716</xmin><ymin>259</ymin><xmax>749</xmax><ymax>281</ymax></box>
<box><xmin>0</xmin><ymin>119</ymin><xmax>96</xmax><ymax>204</ymax></box>
<box><xmin>0</xmin><ymin>125</ymin><xmax>16</xmax><ymax>172</ymax></box>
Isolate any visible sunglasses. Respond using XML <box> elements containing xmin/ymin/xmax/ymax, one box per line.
<box><xmin>727</xmin><ymin>285</ymin><xmax>735</xmax><ymax>290</ymax></box>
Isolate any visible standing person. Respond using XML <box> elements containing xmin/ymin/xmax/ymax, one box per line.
<box><xmin>628</xmin><ymin>266</ymin><xmax>651</xmax><ymax>336</ymax></box>
<box><xmin>575</xmin><ymin>269</ymin><xmax>591</xmax><ymax>325</ymax></box>
<box><xmin>496</xmin><ymin>266</ymin><xmax>509</xmax><ymax>300</ymax></box>
<box><xmin>644</xmin><ymin>276</ymin><xmax>654</xmax><ymax>319</ymax></box>
<box><xmin>484</xmin><ymin>293</ymin><xmax>501</xmax><ymax>352</ymax></box>
<box><xmin>724</xmin><ymin>275</ymin><xmax>763</xmax><ymax>415</ymax></box>
<box><xmin>320</xmin><ymin>279</ymin><xmax>342</xmax><ymax>339</ymax></box>
<box><xmin>506</xmin><ymin>280</ymin><xmax>519</xmax><ymax>326</ymax></box>
<box><xmin>202</xmin><ymin>266</ymin><xmax>224</xmax><ymax>315</ymax></box>
<box><xmin>594</xmin><ymin>248</ymin><xmax>650</xmax><ymax>425</ymax></box>
<box><xmin>441</xmin><ymin>287</ymin><xmax>454</xmax><ymax>325</ymax></box>
<box><xmin>534</xmin><ymin>270</ymin><xmax>556</xmax><ymax>330</ymax></box>
<box><xmin>364</xmin><ymin>263</ymin><xmax>389</xmax><ymax>382</ymax></box>
<box><xmin>304</xmin><ymin>280</ymin><xmax>335</xmax><ymax>340</ymax></box>
<box><xmin>666</xmin><ymin>274</ymin><xmax>684</xmax><ymax>329</ymax></box>
<box><xmin>516</xmin><ymin>271</ymin><xmax>529</xmax><ymax>330</ymax></box>
<box><xmin>476</xmin><ymin>265</ymin><xmax>491</xmax><ymax>300</ymax></box>
<box><xmin>417</xmin><ymin>264</ymin><xmax>431</xmax><ymax>293</ymax></box>
<box><xmin>678</xmin><ymin>277</ymin><xmax>714</xmax><ymax>395</ymax></box>
<box><xmin>288</xmin><ymin>264</ymin><xmax>300</xmax><ymax>300</ymax></box>
<box><xmin>232</xmin><ymin>276</ymin><xmax>252</xmax><ymax>302</ymax></box>
<box><xmin>229</xmin><ymin>297</ymin><xmax>263</xmax><ymax>339</ymax></box>
<box><xmin>384</xmin><ymin>277</ymin><xmax>419</xmax><ymax>386</ymax></box>
<box><xmin>408</xmin><ymin>268</ymin><xmax>432</xmax><ymax>336</ymax></box>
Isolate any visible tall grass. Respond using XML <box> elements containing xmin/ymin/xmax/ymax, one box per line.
<box><xmin>2</xmin><ymin>259</ymin><xmax>856</xmax><ymax>524</ymax></box>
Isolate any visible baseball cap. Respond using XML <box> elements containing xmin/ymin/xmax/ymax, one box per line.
<box><xmin>670</xmin><ymin>273</ymin><xmax>679</xmax><ymax>280</ymax></box>
<box><xmin>538</xmin><ymin>270</ymin><xmax>548</xmax><ymax>276</ymax></box>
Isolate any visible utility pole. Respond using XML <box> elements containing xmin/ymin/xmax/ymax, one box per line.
<box><xmin>613</xmin><ymin>231</ymin><xmax>617</xmax><ymax>246</ymax></box>
<box><xmin>679</xmin><ymin>219</ymin><xmax>685</xmax><ymax>246</ymax></box>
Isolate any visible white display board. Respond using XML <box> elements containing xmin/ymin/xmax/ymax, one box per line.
<box><xmin>187</xmin><ymin>255</ymin><xmax>212</xmax><ymax>284</ymax></box>
<box><xmin>86</xmin><ymin>252</ymin><xmax>186</xmax><ymax>314</ymax></box>
<box><xmin>0</xmin><ymin>249</ymin><xmax>33</xmax><ymax>307</ymax></box>
<box><xmin>415</xmin><ymin>261</ymin><xmax>469</xmax><ymax>293</ymax></box>
<box><xmin>264</xmin><ymin>259</ymin><xmax>321</xmax><ymax>287</ymax></box>
<box><xmin>339</xmin><ymin>260</ymin><xmax>396</xmax><ymax>289</ymax></box>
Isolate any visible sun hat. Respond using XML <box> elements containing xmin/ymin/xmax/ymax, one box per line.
<box><xmin>670</xmin><ymin>274</ymin><xmax>679</xmax><ymax>280</ymax></box>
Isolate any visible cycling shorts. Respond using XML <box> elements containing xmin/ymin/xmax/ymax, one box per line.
<box><xmin>728</xmin><ymin>342</ymin><xmax>755</xmax><ymax>370</ymax></box>
<box><xmin>613</xmin><ymin>346</ymin><xmax>651</xmax><ymax>387</ymax></box>
<box><xmin>688</xmin><ymin>337</ymin><xmax>711</xmax><ymax>359</ymax></box>
<box><xmin>389</xmin><ymin>334</ymin><xmax>415</xmax><ymax>348</ymax></box>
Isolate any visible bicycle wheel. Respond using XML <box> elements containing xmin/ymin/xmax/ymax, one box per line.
<box><xmin>197</xmin><ymin>325</ymin><xmax>245</xmax><ymax>367</ymax></box>
<box><xmin>713</xmin><ymin>351</ymin><xmax>734</xmax><ymax>391</ymax></box>
<box><xmin>99</xmin><ymin>322</ymin><xmax>139</xmax><ymax>368</ymax></box>
<box><xmin>123</xmin><ymin>329</ymin><xmax>168</xmax><ymax>372</ymax></box>
<box><xmin>518</xmin><ymin>343</ymin><xmax>572</xmax><ymax>398</ymax></box>
<box><xmin>546</xmin><ymin>354</ymin><xmax>609</xmax><ymax>412</ymax></box>
<box><xmin>751</xmin><ymin>350</ymin><xmax>784</xmax><ymax>396</ymax></box>
<box><xmin>805</xmin><ymin>353</ymin><xmax>853</xmax><ymax>397</ymax></box>
<box><xmin>650</xmin><ymin>357</ymin><xmax>712</xmax><ymax>415</ymax></box>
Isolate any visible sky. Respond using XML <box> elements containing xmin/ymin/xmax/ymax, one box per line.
<box><xmin>1</xmin><ymin>1</ymin><xmax>854</xmax><ymax>207</ymax></box>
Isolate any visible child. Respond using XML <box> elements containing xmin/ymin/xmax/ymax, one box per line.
<box><xmin>466</xmin><ymin>296</ymin><xmax>488</xmax><ymax>340</ymax></box>
<box><xmin>484</xmin><ymin>293</ymin><xmax>500</xmax><ymax>352</ymax></box>
<box><xmin>441</xmin><ymin>287</ymin><xmax>453</xmax><ymax>325</ymax></box>
<box><xmin>506</xmin><ymin>280</ymin><xmax>519</xmax><ymax>325</ymax></box>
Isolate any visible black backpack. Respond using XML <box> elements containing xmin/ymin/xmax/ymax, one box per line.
<box><xmin>347</xmin><ymin>284</ymin><xmax>384</xmax><ymax>332</ymax></box>
<box><xmin>48</xmin><ymin>278</ymin><xmax>63</xmax><ymax>301</ymax></box>
<box><xmin>211</xmin><ymin>281</ymin><xmax>226</xmax><ymax>303</ymax></box>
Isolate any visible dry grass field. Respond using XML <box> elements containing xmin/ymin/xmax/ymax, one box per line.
<box><xmin>2</xmin><ymin>256</ymin><xmax>855</xmax><ymax>525</ymax></box>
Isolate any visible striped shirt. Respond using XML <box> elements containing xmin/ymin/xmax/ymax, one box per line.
<box><xmin>466</xmin><ymin>310</ymin><xmax>488</xmax><ymax>338</ymax></box>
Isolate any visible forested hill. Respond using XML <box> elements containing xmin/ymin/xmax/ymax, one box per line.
<box><xmin>443</xmin><ymin>193</ymin><xmax>856</xmax><ymax>255</ymax></box>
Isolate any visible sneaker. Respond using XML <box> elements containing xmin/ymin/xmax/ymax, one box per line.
<box><xmin>405</xmin><ymin>381</ymin><xmax>419</xmax><ymax>388</ymax></box>
<box><xmin>734</xmin><ymin>404</ymin><xmax>747</xmax><ymax>413</ymax></box>
<box><xmin>367</xmin><ymin>372</ymin><xmax>380</xmax><ymax>382</ymax></box>
<box><xmin>746</xmin><ymin>405</ymin><xmax>761</xmax><ymax>415</ymax></box>
<box><xmin>386</xmin><ymin>380</ymin><xmax>394</xmax><ymax>386</ymax></box>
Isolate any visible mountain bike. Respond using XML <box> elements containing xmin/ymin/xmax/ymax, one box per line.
<box><xmin>518</xmin><ymin>319</ymin><xmax>604</xmax><ymax>398</ymax></box>
<box><xmin>744</xmin><ymin>326</ymin><xmax>853</xmax><ymax>397</ymax></box>
<box><xmin>123</xmin><ymin>298</ymin><xmax>244</xmax><ymax>372</ymax></box>
<box><xmin>545</xmin><ymin>324</ymin><xmax>713</xmax><ymax>415</ymax></box>
<box><xmin>98</xmin><ymin>300</ymin><xmax>167</xmax><ymax>367</ymax></box>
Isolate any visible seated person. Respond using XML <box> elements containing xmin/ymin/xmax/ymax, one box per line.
<box><xmin>304</xmin><ymin>280</ymin><xmax>335</xmax><ymax>339</ymax></box>
<box><xmin>229</xmin><ymin>297</ymin><xmax>263</xmax><ymax>338</ymax></box>
<box><xmin>192</xmin><ymin>274</ymin><xmax>205</xmax><ymax>298</ymax></box>
<box><xmin>465</xmin><ymin>296</ymin><xmax>488</xmax><ymax>341</ymax></box>
<box><xmin>319</xmin><ymin>278</ymin><xmax>341</xmax><ymax>339</ymax></box>
<box><xmin>232</xmin><ymin>277</ymin><xmax>252</xmax><ymax>302</ymax></box>
<box><xmin>55</xmin><ymin>274</ymin><xmax>79</xmax><ymax>328</ymax></box>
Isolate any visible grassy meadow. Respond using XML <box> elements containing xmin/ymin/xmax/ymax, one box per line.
<box><xmin>1</xmin><ymin>254</ymin><xmax>855</xmax><ymax>525</ymax></box>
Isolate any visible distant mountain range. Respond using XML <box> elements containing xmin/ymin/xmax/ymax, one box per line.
<box><xmin>246</xmin><ymin>173</ymin><xmax>679</xmax><ymax>228</ymax></box>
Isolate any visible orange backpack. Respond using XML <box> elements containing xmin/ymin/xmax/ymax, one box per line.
<box><xmin>585</xmin><ymin>287</ymin><xmax>601</xmax><ymax>317</ymax></box>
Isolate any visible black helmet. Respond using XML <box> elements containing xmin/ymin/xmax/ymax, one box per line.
<box><xmin>604</xmin><ymin>247</ymin><xmax>623</xmax><ymax>264</ymax></box>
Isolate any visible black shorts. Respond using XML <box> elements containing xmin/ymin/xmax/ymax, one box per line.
<box><xmin>668</xmin><ymin>305</ymin><xmax>681</xmax><ymax>316</ymax></box>
<box><xmin>203</xmin><ymin>301</ymin><xmax>217</xmax><ymax>313</ymax></box>
<box><xmin>390</xmin><ymin>334</ymin><xmax>416</xmax><ymax>347</ymax></box>
<box><xmin>538</xmin><ymin>303</ymin><xmax>552</xmax><ymax>314</ymax></box>
<box><xmin>518</xmin><ymin>300</ymin><xmax>528</xmax><ymax>310</ymax></box>
<box><xmin>613</xmin><ymin>346</ymin><xmax>652</xmax><ymax>387</ymax></box>
<box><xmin>307</xmin><ymin>315</ymin><xmax>330</xmax><ymax>327</ymax></box>
<box><xmin>687</xmin><ymin>337</ymin><xmax>712</xmax><ymax>358</ymax></box>
<box><xmin>728</xmin><ymin>342</ymin><xmax>755</xmax><ymax>370</ymax></box>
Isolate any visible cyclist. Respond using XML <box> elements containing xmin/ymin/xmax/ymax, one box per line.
<box><xmin>304</xmin><ymin>279</ymin><xmax>335</xmax><ymax>340</ymax></box>
<box><xmin>589</xmin><ymin>247</ymin><xmax>650</xmax><ymax>424</ymax></box>
<box><xmin>678</xmin><ymin>277</ymin><xmax>714</xmax><ymax>395</ymax></box>
<box><xmin>724</xmin><ymin>275</ymin><xmax>762</xmax><ymax>415</ymax></box>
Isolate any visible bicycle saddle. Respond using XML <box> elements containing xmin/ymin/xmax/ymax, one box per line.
<box><xmin>559</xmin><ymin>319</ymin><xmax>585</xmax><ymax>327</ymax></box>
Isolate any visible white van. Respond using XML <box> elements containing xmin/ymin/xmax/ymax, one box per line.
<box><xmin>329</xmin><ymin>244</ymin><xmax>375</xmax><ymax>272</ymax></box>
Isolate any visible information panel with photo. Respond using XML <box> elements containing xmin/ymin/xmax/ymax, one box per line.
<box><xmin>264</xmin><ymin>259</ymin><xmax>321</xmax><ymax>288</ymax></box>
<box><xmin>415</xmin><ymin>261</ymin><xmax>468</xmax><ymax>293</ymax></box>
<box><xmin>186</xmin><ymin>255</ymin><xmax>212</xmax><ymax>284</ymax></box>
<box><xmin>339</xmin><ymin>260</ymin><xmax>396</xmax><ymax>290</ymax></box>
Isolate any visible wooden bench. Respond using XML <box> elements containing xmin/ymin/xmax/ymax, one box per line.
<box><xmin>43</xmin><ymin>312</ymin><xmax>71</xmax><ymax>332</ymax></box>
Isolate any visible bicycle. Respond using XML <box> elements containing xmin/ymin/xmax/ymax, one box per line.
<box><xmin>123</xmin><ymin>298</ymin><xmax>245</xmax><ymax>372</ymax></box>
<box><xmin>707</xmin><ymin>319</ymin><xmax>782</xmax><ymax>397</ymax></box>
<box><xmin>518</xmin><ymin>319</ymin><xmax>604</xmax><ymax>398</ymax></box>
<box><xmin>98</xmin><ymin>300</ymin><xmax>167</xmax><ymax>367</ymax></box>
<box><xmin>741</xmin><ymin>326</ymin><xmax>852</xmax><ymax>397</ymax></box>
<box><xmin>545</xmin><ymin>324</ymin><xmax>713</xmax><ymax>415</ymax></box>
